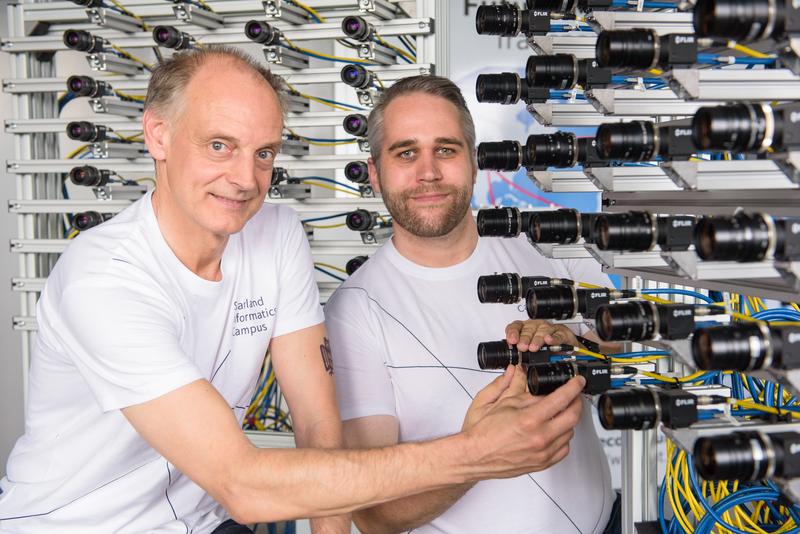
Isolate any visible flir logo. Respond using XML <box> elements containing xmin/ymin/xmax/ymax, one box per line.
<box><xmin>590</xmin><ymin>292</ymin><xmax>607</xmax><ymax>299</ymax></box>
<box><xmin>532</xmin><ymin>10</ymin><xmax>549</xmax><ymax>15</ymax></box>
<box><xmin>673</xmin><ymin>308</ymin><xmax>693</xmax><ymax>317</ymax></box>
<box><xmin>675</xmin><ymin>398</ymin><xmax>695</xmax><ymax>407</ymax></box>
<box><xmin>591</xmin><ymin>368</ymin><xmax>609</xmax><ymax>375</ymax></box>
<box><xmin>673</xmin><ymin>218</ymin><xmax>693</xmax><ymax>227</ymax></box>
<box><xmin>674</xmin><ymin>35</ymin><xmax>694</xmax><ymax>44</ymax></box>
<box><xmin>533</xmin><ymin>279</ymin><xmax>550</xmax><ymax>286</ymax></box>
<box><xmin>674</xmin><ymin>128</ymin><xmax>693</xmax><ymax>137</ymax></box>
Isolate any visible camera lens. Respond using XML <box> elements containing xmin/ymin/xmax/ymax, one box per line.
<box><xmin>341</xmin><ymin>15</ymin><xmax>372</xmax><ymax>41</ymax></box>
<box><xmin>595</xmin><ymin>29</ymin><xmax>659</xmax><ymax>70</ymax></box>
<box><xmin>67</xmin><ymin>75</ymin><xmax>100</xmax><ymax>98</ymax></box>
<box><xmin>344</xmin><ymin>161</ymin><xmax>369</xmax><ymax>184</ymax></box>
<box><xmin>692</xmin><ymin>323</ymin><xmax>773</xmax><ymax>371</ymax></box>
<box><xmin>598</xmin><ymin>389</ymin><xmax>659</xmax><ymax>430</ymax></box>
<box><xmin>72</xmin><ymin>0</ymin><xmax>102</xmax><ymax>5</ymax></box>
<box><xmin>346</xmin><ymin>209</ymin><xmax>375</xmax><ymax>232</ymax></box>
<box><xmin>526</xmin><ymin>286</ymin><xmax>577</xmax><ymax>320</ymax></box>
<box><xmin>524</xmin><ymin>133</ymin><xmax>578</xmax><ymax>169</ymax></box>
<box><xmin>476</xmin><ymin>73</ymin><xmax>523</xmax><ymax>105</ymax></box>
<box><xmin>477</xmin><ymin>141</ymin><xmax>522</xmax><ymax>171</ymax></box>
<box><xmin>594</xmin><ymin>212</ymin><xmax>656</xmax><ymax>251</ymax></box>
<box><xmin>596</xmin><ymin>121</ymin><xmax>657</xmax><ymax>161</ymax></box>
<box><xmin>529</xmin><ymin>209</ymin><xmax>582</xmax><ymax>244</ymax></box>
<box><xmin>63</xmin><ymin>29</ymin><xmax>100</xmax><ymax>53</ymax></box>
<box><xmin>526</xmin><ymin>54</ymin><xmax>578</xmax><ymax>89</ymax></box>
<box><xmin>245</xmin><ymin>20</ymin><xmax>280</xmax><ymax>45</ymax></box>
<box><xmin>74</xmin><ymin>211</ymin><xmax>105</xmax><ymax>231</ymax></box>
<box><xmin>69</xmin><ymin>165</ymin><xmax>107</xmax><ymax>187</ymax></box>
<box><xmin>476</xmin><ymin>4</ymin><xmax>522</xmax><ymax>36</ymax></box>
<box><xmin>694</xmin><ymin>213</ymin><xmax>771</xmax><ymax>261</ymax></box>
<box><xmin>477</xmin><ymin>341</ymin><xmax>550</xmax><ymax>369</ymax></box>
<box><xmin>692</xmin><ymin>103</ymin><xmax>772</xmax><ymax>153</ymax></box>
<box><xmin>345</xmin><ymin>255</ymin><xmax>369</xmax><ymax>275</ymax></box>
<box><xmin>153</xmin><ymin>26</ymin><xmax>190</xmax><ymax>49</ymax></box>
<box><xmin>527</xmin><ymin>363</ymin><xmax>575</xmax><ymax>395</ymax></box>
<box><xmin>477</xmin><ymin>208</ymin><xmax>529</xmax><ymax>237</ymax></box>
<box><xmin>343</xmin><ymin>114</ymin><xmax>368</xmax><ymax>137</ymax></box>
<box><xmin>66</xmin><ymin>121</ymin><xmax>105</xmax><ymax>143</ymax></box>
<box><xmin>477</xmin><ymin>273</ymin><xmax>522</xmax><ymax>304</ymax></box>
<box><xmin>694</xmin><ymin>432</ymin><xmax>771</xmax><ymax>481</ymax></box>
<box><xmin>341</xmin><ymin>64</ymin><xmax>372</xmax><ymax>89</ymax></box>
<box><xmin>596</xmin><ymin>301</ymin><xmax>656</xmax><ymax>342</ymax></box>
<box><xmin>693</xmin><ymin>0</ymin><xmax>783</xmax><ymax>41</ymax></box>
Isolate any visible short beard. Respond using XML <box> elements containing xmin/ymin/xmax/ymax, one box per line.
<box><xmin>379</xmin><ymin>178</ymin><xmax>472</xmax><ymax>238</ymax></box>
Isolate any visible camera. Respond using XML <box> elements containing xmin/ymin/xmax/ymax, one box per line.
<box><xmin>63</xmin><ymin>29</ymin><xmax>104</xmax><ymax>53</ymax></box>
<box><xmin>595</xmin><ymin>121</ymin><xmax>696</xmax><ymax>162</ymax></box>
<box><xmin>526</xmin><ymin>54</ymin><xmax>612</xmax><ymax>90</ymax></box>
<box><xmin>693</xmin><ymin>0</ymin><xmax>800</xmax><ymax>42</ymax></box>
<box><xmin>343</xmin><ymin>114</ymin><xmax>369</xmax><ymax>137</ymax></box>
<box><xmin>593</xmin><ymin>212</ymin><xmax>696</xmax><ymax>252</ymax></box>
<box><xmin>526</xmin><ymin>285</ymin><xmax>635</xmax><ymax>320</ymax></box>
<box><xmin>477</xmin><ymin>273</ymin><xmax>572</xmax><ymax>304</ymax></box>
<box><xmin>69</xmin><ymin>165</ymin><xmax>111</xmax><ymax>187</ymax></box>
<box><xmin>341</xmin><ymin>64</ymin><xmax>376</xmax><ymax>90</ymax></box>
<box><xmin>344</xmin><ymin>161</ymin><xmax>370</xmax><ymax>184</ymax></box>
<box><xmin>345</xmin><ymin>255</ymin><xmax>369</xmax><ymax>275</ymax></box>
<box><xmin>477</xmin><ymin>340</ymin><xmax>554</xmax><ymax>369</ymax></box>
<box><xmin>595</xmin><ymin>301</ymin><xmax>696</xmax><ymax>341</ymax></box>
<box><xmin>73</xmin><ymin>211</ymin><xmax>110</xmax><ymax>231</ymax></box>
<box><xmin>527</xmin><ymin>361</ymin><xmax>612</xmax><ymax>395</ymax></box>
<box><xmin>245</xmin><ymin>20</ymin><xmax>281</xmax><ymax>45</ymax></box>
<box><xmin>66</xmin><ymin>75</ymin><xmax>110</xmax><ymax>98</ymax></box>
<box><xmin>476</xmin><ymin>73</ymin><xmax>548</xmax><ymax>106</ymax></box>
<box><xmin>477</xmin><ymin>208</ymin><xmax>533</xmax><ymax>238</ymax></box>
<box><xmin>66</xmin><ymin>121</ymin><xmax>108</xmax><ymax>143</ymax></box>
<box><xmin>153</xmin><ymin>26</ymin><xmax>193</xmax><ymax>50</ymax></box>
<box><xmin>692</xmin><ymin>103</ymin><xmax>800</xmax><ymax>153</ymax></box>
<box><xmin>478</xmin><ymin>132</ymin><xmax>585</xmax><ymax>171</ymax></box>
<box><xmin>694</xmin><ymin>212</ymin><xmax>800</xmax><ymax>262</ymax></box>
<box><xmin>341</xmin><ymin>15</ymin><xmax>374</xmax><ymax>41</ymax></box>
<box><xmin>475</xmin><ymin>4</ymin><xmax>550</xmax><ymax>37</ymax></box>
<box><xmin>692</xmin><ymin>323</ymin><xmax>800</xmax><ymax>372</ymax></box>
<box><xmin>529</xmin><ymin>209</ymin><xmax>599</xmax><ymax>244</ymax></box>
<box><xmin>598</xmin><ymin>387</ymin><xmax>699</xmax><ymax>430</ymax></box>
<box><xmin>595</xmin><ymin>29</ymin><xmax>697</xmax><ymax>71</ymax></box>
<box><xmin>70</xmin><ymin>0</ymin><xmax>103</xmax><ymax>6</ymax></box>
<box><xmin>694</xmin><ymin>431</ymin><xmax>800</xmax><ymax>481</ymax></box>
<box><xmin>346</xmin><ymin>209</ymin><xmax>389</xmax><ymax>232</ymax></box>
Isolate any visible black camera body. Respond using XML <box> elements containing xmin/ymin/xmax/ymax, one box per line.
<box><xmin>659</xmin><ymin>389</ymin><xmax>699</xmax><ymax>429</ymax></box>
<box><xmin>657</xmin><ymin>215</ymin><xmax>696</xmax><ymax>251</ymax></box>
<box><xmin>527</xmin><ymin>361</ymin><xmax>612</xmax><ymax>396</ymax></box>
<box><xmin>659</xmin><ymin>304</ymin><xmax>697</xmax><ymax>340</ymax></box>
<box><xmin>775</xmin><ymin>326</ymin><xmax>800</xmax><ymax>370</ymax></box>
<box><xmin>599</xmin><ymin>387</ymin><xmax>699</xmax><ymax>430</ymax></box>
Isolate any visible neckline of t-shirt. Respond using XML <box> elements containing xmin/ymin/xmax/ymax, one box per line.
<box><xmin>382</xmin><ymin>236</ymin><xmax>486</xmax><ymax>281</ymax></box>
<box><xmin>143</xmin><ymin>190</ymin><xmax>235</xmax><ymax>296</ymax></box>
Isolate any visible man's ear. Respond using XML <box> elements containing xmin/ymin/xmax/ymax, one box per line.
<box><xmin>367</xmin><ymin>157</ymin><xmax>381</xmax><ymax>194</ymax></box>
<box><xmin>142</xmin><ymin>109</ymin><xmax>169</xmax><ymax>161</ymax></box>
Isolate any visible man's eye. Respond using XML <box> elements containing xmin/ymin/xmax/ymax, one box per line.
<box><xmin>399</xmin><ymin>150</ymin><xmax>414</xmax><ymax>158</ymax></box>
<box><xmin>257</xmin><ymin>150</ymin><xmax>274</xmax><ymax>160</ymax></box>
<box><xmin>439</xmin><ymin>147</ymin><xmax>454</xmax><ymax>154</ymax></box>
<box><xmin>211</xmin><ymin>141</ymin><xmax>226</xmax><ymax>151</ymax></box>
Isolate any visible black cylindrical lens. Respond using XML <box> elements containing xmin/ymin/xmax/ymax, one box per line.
<box><xmin>69</xmin><ymin>165</ymin><xmax>107</xmax><ymax>187</ymax></box>
<box><xmin>341</xmin><ymin>15</ymin><xmax>372</xmax><ymax>41</ymax></box>
<box><xmin>598</xmin><ymin>389</ymin><xmax>659</xmax><ymax>430</ymax></box>
<box><xmin>74</xmin><ymin>211</ymin><xmax>105</xmax><ymax>231</ymax></box>
<box><xmin>344</xmin><ymin>161</ymin><xmax>369</xmax><ymax>184</ymax></box>
<box><xmin>478</xmin><ymin>341</ymin><xmax>518</xmax><ymax>369</ymax></box>
<box><xmin>341</xmin><ymin>64</ymin><xmax>372</xmax><ymax>89</ymax></box>
<box><xmin>345</xmin><ymin>255</ymin><xmax>369</xmax><ymax>275</ymax></box>
<box><xmin>595</xmin><ymin>301</ymin><xmax>656</xmax><ymax>341</ymax></box>
<box><xmin>594</xmin><ymin>212</ymin><xmax>656</xmax><ymax>251</ymax></box>
<box><xmin>694</xmin><ymin>432</ymin><xmax>771</xmax><ymax>481</ymax></box>
<box><xmin>478</xmin><ymin>273</ymin><xmax>520</xmax><ymax>304</ymax></box>
<box><xmin>476</xmin><ymin>73</ymin><xmax>523</xmax><ymax>105</ymax></box>
<box><xmin>526</xmin><ymin>54</ymin><xmax>578</xmax><ymax>89</ymax></box>
<box><xmin>153</xmin><ymin>26</ymin><xmax>188</xmax><ymax>49</ymax></box>
<box><xmin>528</xmin><ymin>363</ymin><xmax>575</xmax><ymax>395</ymax></box>
<box><xmin>693</xmin><ymin>0</ymin><xmax>783</xmax><ymax>41</ymax></box>
<box><xmin>66</xmin><ymin>121</ymin><xmax>105</xmax><ymax>143</ymax></box>
<box><xmin>596</xmin><ymin>121</ymin><xmax>657</xmax><ymax>161</ymax></box>
<box><xmin>524</xmin><ymin>133</ymin><xmax>577</xmax><ymax>169</ymax></box>
<box><xmin>595</xmin><ymin>29</ymin><xmax>659</xmax><ymax>70</ymax></box>
<box><xmin>477</xmin><ymin>141</ymin><xmax>522</xmax><ymax>171</ymax></box>
<box><xmin>529</xmin><ymin>209</ymin><xmax>582</xmax><ymax>244</ymax></box>
<box><xmin>245</xmin><ymin>20</ymin><xmax>280</xmax><ymax>45</ymax></box>
<box><xmin>477</xmin><ymin>208</ymin><xmax>524</xmax><ymax>237</ymax></box>
<box><xmin>67</xmin><ymin>75</ymin><xmax>102</xmax><ymax>98</ymax></box>
<box><xmin>526</xmin><ymin>285</ymin><xmax>577</xmax><ymax>320</ymax></box>
<box><xmin>71</xmin><ymin>0</ymin><xmax>103</xmax><ymax>5</ymax></box>
<box><xmin>692</xmin><ymin>104</ymin><xmax>771</xmax><ymax>153</ymax></box>
<box><xmin>63</xmin><ymin>29</ymin><xmax>101</xmax><ymax>53</ymax></box>
<box><xmin>343</xmin><ymin>114</ymin><xmax>368</xmax><ymax>137</ymax></box>
<box><xmin>694</xmin><ymin>213</ymin><xmax>771</xmax><ymax>261</ymax></box>
<box><xmin>476</xmin><ymin>4</ymin><xmax>521</xmax><ymax>36</ymax></box>
<box><xmin>692</xmin><ymin>323</ymin><xmax>772</xmax><ymax>371</ymax></box>
<box><xmin>346</xmin><ymin>209</ymin><xmax>376</xmax><ymax>232</ymax></box>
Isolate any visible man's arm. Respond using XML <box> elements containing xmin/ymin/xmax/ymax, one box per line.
<box><xmin>270</xmin><ymin>323</ymin><xmax>351</xmax><ymax>533</ymax></box>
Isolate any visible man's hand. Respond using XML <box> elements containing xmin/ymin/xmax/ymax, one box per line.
<box><xmin>461</xmin><ymin>375</ymin><xmax>584</xmax><ymax>481</ymax></box>
<box><xmin>505</xmin><ymin>319</ymin><xmax>581</xmax><ymax>352</ymax></box>
<box><xmin>461</xmin><ymin>365</ymin><xmax>522</xmax><ymax>432</ymax></box>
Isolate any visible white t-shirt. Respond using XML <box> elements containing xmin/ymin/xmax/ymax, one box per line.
<box><xmin>325</xmin><ymin>234</ymin><xmax>615</xmax><ymax>534</ymax></box>
<box><xmin>0</xmin><ymin>191</ymin><xmax>323</xmax><ymax>533</ymax></box>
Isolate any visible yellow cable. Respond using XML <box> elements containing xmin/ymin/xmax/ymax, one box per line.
<box><xmin>303</xmin><ymin>222</ymin><xmax>347</xmax><ymax>229</ymax></box>
<box><xmin>649</xmin><ymin>68</ymin><xmax>663</xmax><ymax>76</ymax></box>
<box><xmin>374</xmin><ymin>33</ymin><xmax>416</xmax><ymax>63</ymax></box>
<box><xmin>67</xmin><ymin>229</ymin><xmax>80</xmax><ymax>239</ymax></box>
<box><xmin>301</xmin><ymin>180</ymin><xmax>361</xmax><ymax>196</ymax></box>
<box><xmin>114</xmin><ymin>90</ymin><xmax>145</xmax><ymax>101</ymax></box>
<box><xmin>792</xmin><ymin>303</ymin><xmax>800</xmax><ymax>313</ymax></box>
<box><xmin>195</xmin><ymin>0</ymin><xmax>215</xmax><ymax>12</ymax></box>
<box><xmin>107</xmin><ymin>0</ymin><xmax>150</xmax><ymax>30</ymax></box>
<box><xmin>733</xmin><ymin>399</ymin><xmax>800</xmax><ymax>419</ymax></box>
<box><xmin>314</xmin><ymin>262</ymin><xmax>348</xmax><ymax>275</ymax></box>
<box><xmin>728</xmin><ymin>42</ymin><xmax>774</xmax><ymax>59</ymax></box>
<box><xmin>282</xmin><ymin>36</ymin><xmax>377</xmax><ymax>66</ymax></box>
<box><xmin>66</xmin><ymin>144</ymin><xmax>90</xmax><ymax>159</ymax></box>
<box><xmin>291</xmin><ymin>0</ymin><xmax>324</xmax><ymax>22</ymax></box>
<box><xmin>135</xmin><ymin>177</ymin><xmax>156</xmax><ymax>187</ymax></box>
<box><xmin>109</xmin><ymin>44</ymin><xmax>153</xmax><ymax>70</ymax></box>
<box><xmin>574</xmin><ymin>347</ymin><xmax>665</xmax><ymax>364</ymax></box>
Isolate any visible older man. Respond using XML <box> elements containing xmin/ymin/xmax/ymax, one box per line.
<box><xmin>325</xmin><ymin>75</ymin><xmax>619</xmax><ymax>534</ymax></box>
<box><xmin>0</xmin><ymin>48</ymin><xmax>586</xmax><ymax>534</ymax></box>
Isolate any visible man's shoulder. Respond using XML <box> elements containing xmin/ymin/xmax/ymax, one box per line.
<box><xmin>242</xmin><ymin>202</ymin><xmax>301</xmax><ymax>238</ymax></box>
<box><xmin>324</xmin><ymin>245</ymin><xmax>392</xmax><ymax>314</ymax></box>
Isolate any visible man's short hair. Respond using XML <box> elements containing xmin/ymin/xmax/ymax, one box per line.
<box><xmin>144</xmin><ymin>45</ymin><xmax>287</xmax><ymax>122</ymax></box>
<box><xmin>367</xmin><ymin>75</ymin><xmax>477</xmax><ymax>168</ymax></box>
